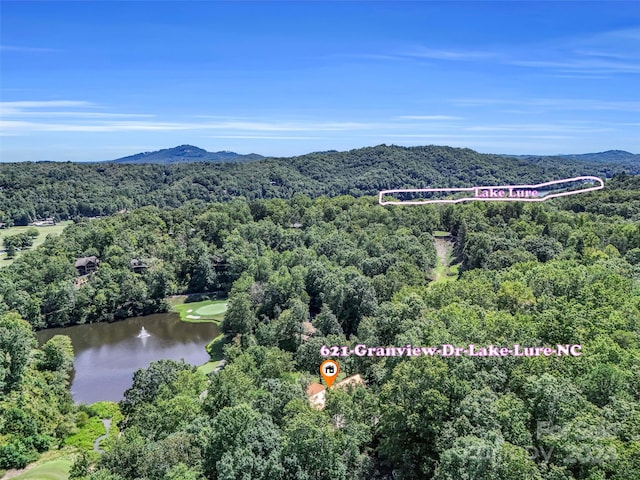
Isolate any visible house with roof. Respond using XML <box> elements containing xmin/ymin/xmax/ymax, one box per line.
<box><xmin>335</xmin><ymin>374</ymin><xmax>364</xmax><ymax>390</ymax></box>
<box><xmin>74</xmin><ymin>256</ymin><xmax>99</xmax><ymax>276</ymax></box>
<box><xmin>130</xmin><ymin>258</ymin><xmax>148</xmax><ymax>274</ymax></box>
<box><xmin>306</xmin><ymin>382</ymin><xmax>326</xmax><ymax>409</ymax></box>
<box><xmin>306</xmin><ymin>374</ymin><xmax>365</xmax><ymax>410</ymax></box>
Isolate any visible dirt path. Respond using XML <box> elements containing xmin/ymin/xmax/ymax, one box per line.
<box><xmin>433</xmin><ymin>237</ymin><xmax>456</xmax><ymax>282</ymax></box>
<box><xmin>435</xmin><ymin>238</ymin><xmax>450</xmax><ymax>264</ymax></box>
<box><xmin>93</xmin><ymin>418</ymin><xmax>112</xmax><ymax>453</ymax></box>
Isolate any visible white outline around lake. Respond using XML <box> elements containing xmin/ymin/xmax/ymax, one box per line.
<box><xmin>378</xmin><ymin>176</ymin><xmax>604</xmax><ymax>205</ymax></box>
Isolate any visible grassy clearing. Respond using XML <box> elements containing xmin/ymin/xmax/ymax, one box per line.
<box><xmin>174</xmin><ymin>299</ymin><xmax>228</xmax><ymax>323</ymax></box>
<box><xmin>0</xmin><ymin>221</ymin><xmax>72</xmax><ymax>267</ymax></box>
<box><xmin>197</xmin><ymin>361</ymin><xmax>219</xmax><ymax>375</ymax></box>
<box><xmin>11</xmin><ymin>459</ymin><xmax>71</xmax><ymax>480</ymax></box>
<box><xmin>198</xmin><ymin>333</ymin><xmax>228</xmax><ymax>373</ymax></box>
<box><xmin>433</xmin><ymin>230</ymin><xmax>452</xmax><ymax>237</ymax></box>
<box><xmin>431</xmin><ymin>237</ymin><xmax>460</xmax><ymax>283</ymax></box>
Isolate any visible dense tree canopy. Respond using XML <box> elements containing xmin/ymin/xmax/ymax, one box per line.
<box><xmin>1</xmin><ymin>155</ymin><xmax>639</xmax><ymax>479</ymax></box>
<box><xmin>1</xmin><ymin>145</ymin><xmax>638</xmax><ymax>225</ymax></box>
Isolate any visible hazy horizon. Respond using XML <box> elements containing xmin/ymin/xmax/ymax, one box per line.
<box><xmin>4</xmin><ymin>143</ymin><xmax>638</xmax><ymax>165</ymax></box>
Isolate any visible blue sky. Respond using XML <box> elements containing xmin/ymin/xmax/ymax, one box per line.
<box><xmin>1</xmin><ymin>1</ymin><xmax>639</xmax><ymax>162</ymax></box>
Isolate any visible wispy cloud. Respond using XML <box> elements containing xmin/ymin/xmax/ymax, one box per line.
<box><xmin>1</xmin><ymin>100</ymin><xmax>94</xmax><ymax>111</ymax></box>
<box><xmin>399</xmin><ymin>47</ymin><xmax>496</xmax><ymax>61</ymax></box>
<box><xmin>0</xmin><ymin>119</ymin><xmax>394</xmax><ymax>135</ymax></box>
<box><xmin>0</xmin><ymin>120</ymin><xmax>193</xmax><ymax>133</ymax></box>
<box><xmin>464</xmin><ymin>123</ymin><xmax>614</xmax><ymax>134</ymax></box>
<box><xmin>453</xmin><ymin>97</ymin><xmax>640</xmax><ymax>113</ymax></box>
<box><xmin>509</xmin><ymin>58</ymin><xmax>640</xmax><ymax>74</ymax></box>
<box><xmin>6</xmin><ymin>111</ymin><xmax>156</xmax><ymax>118</ymax></box>
<box><xmin>0</xmin><ymin>45</ymin><xmax>60</xmax><ymax>53</ymax></box>
<box><xmin>376</xmin><ymin>134</ymin><xmax>575</xmax><ymax>140</ymax></box>
<box><xmin>365</xmin><ymin>27</ymin><xmax>640</xmax><ymax>76</ymax></box>
<box><xmin>397</xmin><ymin>115</ymin><xmax>463</xmax><ymax>121</ymax></box>
<box><xmin>207</xmin><ymin>135</ymin><xmax>328</xmax><ymax>140</ymax></box>
<box><xmin>0</xmin><ymin>102</ymin><xmax>416</xmax><ymax>135</ymax></box>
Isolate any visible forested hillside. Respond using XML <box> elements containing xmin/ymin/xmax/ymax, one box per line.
<box><xmin>1</xmin><ymin>145</ymin><xmax>637</xmax><ymax>225</ymax></box>
<box><xmin>1</xmin><ymin>169</ymin><xmax>639</xmax><ymax>478</ymax></box>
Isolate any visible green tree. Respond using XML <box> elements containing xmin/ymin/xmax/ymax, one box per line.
<box><xmin>204</xmin><ymin>404</ymin><xmax>284</xmax><ymax>479</ymax></box>
<box><xmin>0</xmin><ymin>312</ymin><xmax>36</xmax><ymax>392</ymax></box>
<box><xmin>221</xmin><ymin>293</ymin><xmax>255</xmax><ymax>337</ymax></box>
<box><xmin>38</xmin><ymin>335</ymin><xmax>74</xmax><ymax>373</ymax></box>
<box><xmin>377</xmin><ymin>358</ymin><xmax>458</xmax><ymax>478</ymax></box>
<box><xmin>121</xmin><ymin>360</ymin><xmax>196</xmax><ymax>421</ymax></box>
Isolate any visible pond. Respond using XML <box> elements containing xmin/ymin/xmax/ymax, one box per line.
<box><xmin>36</xmin><ymin>312</ymin><xmax>220</xmax><ymax>404</ymax></box>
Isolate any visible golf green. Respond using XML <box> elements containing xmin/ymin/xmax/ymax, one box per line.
<box><xmin>174</xmin><ymin>299</ymin><xmax>229</xmax><ymax>322</ymax></box>
<box><xmin>195</xmin><ymin>303</ymin><xmax>228</xmax><ymax>316</ymax></box>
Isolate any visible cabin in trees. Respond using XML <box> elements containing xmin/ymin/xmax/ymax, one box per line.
<box><xmin>306</xmin><ymin>374</ymin><xmax>365</xmax><ymax>410</ymax></box>
<box><xmin>212</xmin><ymin>255</ymin><xmax>229</xmax><ymax>271</ymax></box>
<box><xmin>130</xmin><ymin>258</ymin><xmax>148</xmax><ymax>273</ymax></box>
<box><xmin>74</xmin><ymin>256</ymin><xmax>99</xmax><ymax>276</ymax></box>
<box><xmin>306</xmin><ymin>383</ymin><xmax>326</xmax><ymax>409</ymax></box>
<box><xmin>30</xmin><ymin>217</ymin><xmax>56</xmax><ymax>226</ymax></box>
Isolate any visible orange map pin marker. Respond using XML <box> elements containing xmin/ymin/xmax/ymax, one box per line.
<box><xmin>320</xmin><ymin>359</ymin><xmax>340</xmax><ymax>388</ymax></box>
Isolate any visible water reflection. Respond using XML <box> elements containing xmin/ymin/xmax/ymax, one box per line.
<box><xmin>37</xmin><ymin>313</ymin><xmax>219</xmax><ymax>404</ymax></box>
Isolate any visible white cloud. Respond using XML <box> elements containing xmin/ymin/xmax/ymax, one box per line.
<box><xmin>1</xmin><ymin>101</ymin><xmax>95</xmax><ymax>116</ymax></box>
<box><xmin>0</xmin><ymin>102</ymin><xmax>412</xmax><ymax>135</ymax></box>
<box><xmin>207</xmin><ymin>135</ymin><xmax>328</xmax><ymax>140</ymax></box>
<box><xmin>0</xmin><ymin>120</ymin><xmax>192</xmax><ymax>133</ymax></box>
<box><xmin>5</xmin><ymin>111</ymin><xmax>155</xmax><ymax>118</ymax></box>
<box><xmin>464</xmin><ymin>124</ymin><xmax>614</xmax><ymax>133</ymax></box>
<box><xmin>508</xmin><ymin>58</ymin><xmax>640</xmax><ymax>74</ymax></box>
<box><xmin>452</xmin><ymin>97</ymin><xmax>640</xmax><ymax>112</ymax></box>
<box><xmin>397</xmin><ymin>115</ymin><xmax>463</xmax><ymax>121</ymax></box>
<box><xmin>367</xmin><ymin>27</ymin><xmax>640</xmax><ymax>76</ymax></box>
<box><xmin>400</xmin><ymin>47</ymin><xmax>496</xmax><ymax>61</ymax></box>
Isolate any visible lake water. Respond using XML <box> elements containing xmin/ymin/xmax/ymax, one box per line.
<box><xmin>36</xmin><ymin>313</ymin><xmax>219</xmax><ymax>404</ymax></box>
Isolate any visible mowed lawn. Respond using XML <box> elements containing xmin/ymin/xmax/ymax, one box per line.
<box><xmin>173</xmin><ymin>299</ymin><xmax>228</xmax><ymax>323</ymax></box>
<box><xmin>0</xmin><ymin>221</ymin><xmax>72</xmax><ymax>267</ymax></box>
<box><xmin>12</xmin><ymin>459</ymin><xmax>71</xmax><ymax>480</ymax></box>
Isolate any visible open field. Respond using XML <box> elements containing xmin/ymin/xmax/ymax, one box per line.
<box><xmin>2</xmin><ymin>449</ymin><xmax>76</xmax><ymax>480</ymax></box>
<box><xmin>173</xmin><ymin>299</ymin><xmax>228</xmax><ymax>323</ymax></box>
<box><xmin>431</xmin><ymin>237</ymin><xmax>460</xmax><ymax>283</ymax></box>
<box><xmin>0</xmin><ymin>221</ymin><xmax>72</xmax><ymax>267</ymax></box>
<box><xmin>10</xmin><ymin>460</ymin><xmax>71</xmax><ymax>480</ymax></box>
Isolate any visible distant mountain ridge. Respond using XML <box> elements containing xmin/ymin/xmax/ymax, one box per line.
<box><xmin>110</xmin><ymin>144</ymin><xmax>263</xmax><ymax>164</ymax></box>
<box><xmin>506</xmin><ymin>150</ymin><xmax>638</xmax><ymax>163</ymax></box>
<box><xmin>558</xmin><ymin>150</ymin><xmax>639</xmax><ymax>162</ymax></box>
<box><xmin>3</xmin><ymin>144</ymin><xmax>639</xmax><ymax>225</ymax></box>
<box><xmin>108</xmin><ymin>145</ymin><xmax>638</xmax><ymax>166</ymax></box>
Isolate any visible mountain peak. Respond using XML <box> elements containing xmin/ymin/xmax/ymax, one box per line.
<box><xmin>110</xmin><ymin>145</ymin><xmax>263</xmax><ymax>164</ymax></box>
<box><xmin>166</xmin><ymin>145</ymin><xmax>208</xmax><ymax>155</ymax></box>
